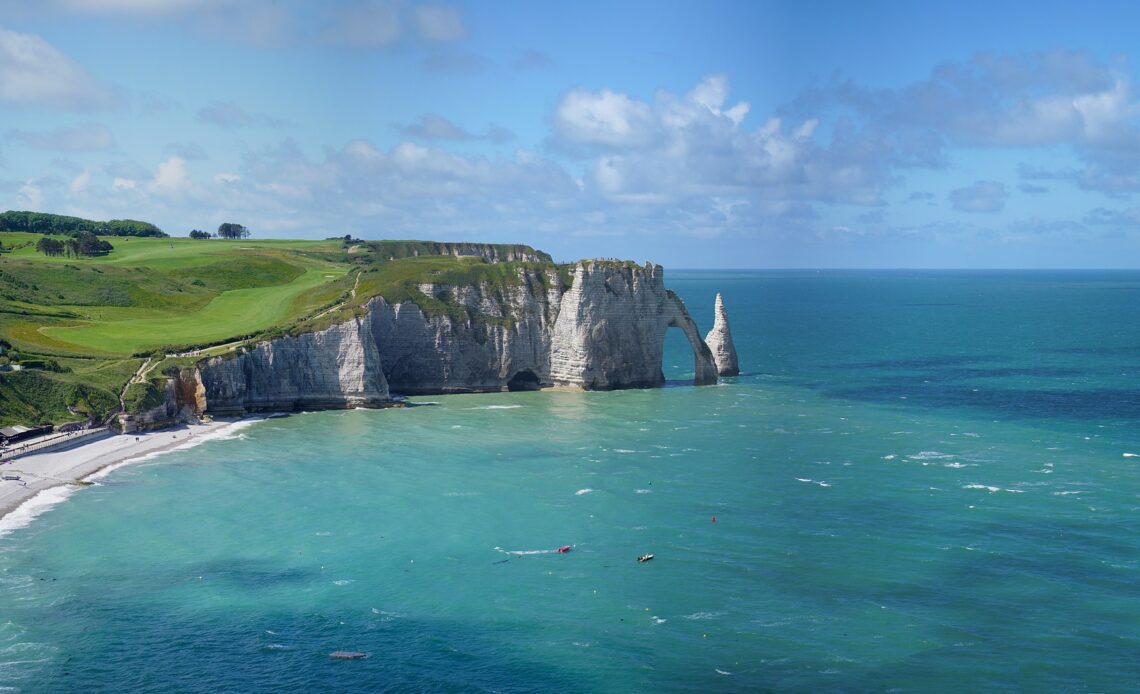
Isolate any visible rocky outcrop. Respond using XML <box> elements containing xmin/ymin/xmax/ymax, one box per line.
<box><xmin>549</xmin><ymin>262</ymin><xmax>718</xmax><ymax>389</ymax></box>
<box><xmin>194</xmin><ymin>313</ymin><xmax>389</xmax><ymax>415</ymax></box>
<box><xmin>705</xmin><ymin>293</ymin><xmax>740</xmax><ymax>376</ymax></box>
<box><xmin>369</xmin><ymin>267</ymin><xmax>564</xmax><ymax>394</ymax></box>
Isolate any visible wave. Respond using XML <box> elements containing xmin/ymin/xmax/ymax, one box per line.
<box><xmin>908</xmin><ymin>451</ymin><xmax>955</xmax><ymax>461</ymax></box>
<box><xmin>795</xmin><ymin>478</ymin><xmax>831</xmax><ymax>487</ymax></box>
<box><xmin>493</xmin><ymin>546</ymin><xmax>563</xmax><ymax>556</ymax></box>
<box><xmin>0</xmin><ymin>485</ymin><xmax>78</xmax><ymax>537</ymax></box>
<box><xmin>575</xmin><ymin>488</ymin><xmax>594</xmax><ymax>495</ymax></box>
<box><xmin>475</xmin><ymin>405</ymin><xmax>523</xmax><ymax>410</ymax></box>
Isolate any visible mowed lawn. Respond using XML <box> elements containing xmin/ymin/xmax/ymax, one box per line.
<box><xmin>2</xmin><ymin>233</ymin><xmax>353</xmax><ymax>355</ymax></box>
<box><xmin>40</xmin><ymin>267</ymin><xmax>347</xmax><ymax>355</ymax></box>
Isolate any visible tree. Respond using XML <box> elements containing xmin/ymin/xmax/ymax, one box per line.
<box><xmin>189</xmin><ymin>229</ymin><xmax>212</xmax><ymax>239</ymax></box>
<box><xmin>217</xmin><ymin>222</ymin><xmax>250</xmax><ymax>239</ymax></box>
<box><xmin>36</xmin><ymin>237</ymin><xmax>65</xmax><ymax>256</ymax></box>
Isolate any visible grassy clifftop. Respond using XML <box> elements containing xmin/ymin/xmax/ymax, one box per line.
<box><xmin>0</xmin><ymin>232</ymin><xmax>559</xmax><ymax>426</ymax></box>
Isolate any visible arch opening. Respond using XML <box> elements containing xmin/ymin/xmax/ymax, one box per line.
<box><xmin>506</xmin><ymin>370</ymin><xmax>542</xmax><ymax>391</ymax></box>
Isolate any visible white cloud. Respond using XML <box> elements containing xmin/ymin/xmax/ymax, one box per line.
<box><xmin>7</xmin><ymin>124</ymin><xmax>115</xmax><ymax>151</ymax></box>
<box><xmin>112</xmin><ymin>177</ymin><xmax>137</xmax><ymax>191</ymax></box>
<box><xmin>0</xmin><ymin>27</ymin><xmax>116</xmax><ymax>110</ymax></box>
<box><xmin>414</xmin><ymin>4</ymin><xmax>466</xmax><ymax>42</ymax></box>
<box><xmin>554</xmin><ymin>88</ymin><xmax>656</xmax><ymax>147</ymax></box>
<box><xmin>69</xmin><ymin>169</ymin><xmax>91</xmax><ymax>194</ymax></box>
<box><xmin>149</xmin><ymin>156</ymin><xmax>190</xmax><ymax>196</ymax></box>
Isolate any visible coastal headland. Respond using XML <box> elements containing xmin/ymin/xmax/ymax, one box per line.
<box><xmin>2</xmin><ymin>225</ymin><xmax>741</xmax><ymax>521</ymax></box>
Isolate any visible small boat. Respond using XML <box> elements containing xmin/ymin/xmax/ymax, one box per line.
<box><xmin>557</xmin><ymin>545</ymin><xmax>572</xmax><ymax>553</ymax></box>
<box><xmin>637</xmin><ymin>554</ymin><xmax>654</xmax><ymax>563</ymax></box>
<box><xmin>2</xmin><ymin>475</ymin><xmax>20</xmax><ymax>481</ymax></box>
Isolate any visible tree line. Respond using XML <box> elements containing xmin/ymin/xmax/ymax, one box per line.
<box><xmin>0</xmin><ymin>211</ymin><xmax>166</xmax><ymax>237</ymax></box>
<box><xmin>188</xmin><ymin>223</ymin><xmax>251</xmax><ymax>239</ymax></box>
<box><xmin>36</xmin><ymin>232</ymin><xmax>114</xmax><ymax>257</ymax></box>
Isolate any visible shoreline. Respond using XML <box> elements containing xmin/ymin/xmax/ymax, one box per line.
<box><xmin>0</xmin><ymin>418</ymin><xmax>246</xmax><ymax>529</ymax></box>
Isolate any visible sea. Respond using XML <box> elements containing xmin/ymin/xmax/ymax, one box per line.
<box><xmin>2</xmin><ymin>270</ymin><xmax>1139</xmax><ymax>692</ymax></box>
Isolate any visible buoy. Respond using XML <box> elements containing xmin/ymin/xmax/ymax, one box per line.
<box><xmin>712</xmin><ymin>515</ymin><xmax>716</xmax><ymax>524</ymax></box>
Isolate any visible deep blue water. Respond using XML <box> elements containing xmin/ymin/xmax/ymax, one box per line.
<box><xmin>2</xmin><ymin>270</ymin><xmax>1140</xmax><ymax>692</ymax></box>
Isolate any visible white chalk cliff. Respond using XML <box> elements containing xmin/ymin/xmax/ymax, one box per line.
<box><xmin>549</xmin><ymin>261</ymin><xmax>718</xmax><ymax>388</ymax></box>
<box><xmin>194</xmin><ymin>313</ymin><xmax>389</xmax><ymax>414</ymax></box>
<box><xmin>705</xmin><ymin>293</ymin><xmax>740</xmax><ymax>376</ymax></box>
<box><xmin>179</xmin><ymin>256</ymin><xmax>736</xmax><ymax>415</ymax></box>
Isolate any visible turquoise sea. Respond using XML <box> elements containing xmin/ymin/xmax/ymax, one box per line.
<box><xmin>3</xmin><ymin>270</ymin><xmax>1140</xmax><ymax>692</ymax></box>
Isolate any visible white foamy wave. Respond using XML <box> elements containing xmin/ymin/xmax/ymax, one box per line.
<box><xmin>908</xmin><ymin>451</ymin><xmax>955</xmax><ymax>461</ymax></box>
<box><xmin>575</xmin><ymin>488</ymin><xmax>594</xmax><ymax>496</ymax></box>
<box><xmin>333</xmin><ymin>579</ymin><xmax>354</xmax><ymax>586</ymax></box>
<box><xmin>85</xmin><ymin>424</ymin><xmax>253</xmax><ymax>483</ymax></box>
<box><xmin>444</xmin><ymin>491</ymin><xmax>479</xmax><ymax>497</ymax></box>
<box><xmin>494</xmin><ymin>546</ymin><xmax>559</xmax><ymax>556</ymax></box>
<box><xmin>716</xmin><ymin>669</ymin><xmax>733</xmax><ymax>676</ymax></box>
<box><xmin>1124</xmin><ymin>452</ymin><xmax>1139</xmax><ymax>458</ymax></box>
<box><xmin>881</xmin><ymin>454</ymin><xmax>897</xmax><ymax>460</ymax></box>
<box><xmin>796</xmin><ymin>478</ymin><xmax>831</xmax><ymax>487</ymax></box>
<box><xmin>684</xmin><ymin>611</ymin><xmax>726</xmax><ymax>620</ymax></box>
<box><xmin>1053</xmin><ymin>490</ymin><xmax>1085</xmax><ymax>496</ymax></box>
<box><xmin>944</xmin><ymin>462</ymin><xmax>969</xmax><ymax>468</ymax></box>
<box><xmin>963</xmin><ymin>484</ymin><xmax>1000</xmax><ymax>493</ymax></box>
<box><xmin>0</xmin><ymin>485</ymin><xmax>78</xmax><ymax>537</ymax></box>
<box><xmin>613</xmin><ymin>449</ymin><xmax>637</xmax><ymax>454</ymax></box>
<box><xmin>476</xmin><ymin>405</ymin><xmax>523</xmax><ymax>410</ymax></box>
<box><xmin>634</xmin><ymin>489</ymin><xmax>651</xmax><ymax>494</ymax></box>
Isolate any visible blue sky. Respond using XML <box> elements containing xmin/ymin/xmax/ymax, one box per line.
<box><xmin>3</xmin><ymin>1</ymin><xmax>1140</xmax><ymax>268</ymax></box>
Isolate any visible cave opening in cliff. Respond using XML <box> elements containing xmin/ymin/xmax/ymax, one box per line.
<box><xmin>506</xmin><ymin>370</ymin><xmax>542</xmax><ymax>391</ymax></box>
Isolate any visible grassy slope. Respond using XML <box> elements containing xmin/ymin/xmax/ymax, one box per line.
<box><xmin>0</xmin><ymin>232</ymin><xmax>559</xmax><ymax>426</ymax></box>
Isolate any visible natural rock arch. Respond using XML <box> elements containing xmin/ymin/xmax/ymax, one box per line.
<box><xmin>663</xmin><ymin>291</ymin><xmax>718</xmax><ymax>386</ymax></box>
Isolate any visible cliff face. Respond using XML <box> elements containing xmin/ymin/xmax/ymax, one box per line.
<box><xmin>368</xmin><ymin>267</ymin><xmax>564</xmax><ymax>394</ymax></box>
<box><xmin>705</xmin><ymin>293</ymin><xmax>740</xmax><ymax>376</ymax></box>
<box><xmin>549</xmin><ymin>262</ymin><xmax>718</xmax><ymax>389</ymax></box>
<box><xmin>181</xmin><ymin>257</ymin><xmax>733</xmax><ymax>414</ymax></box>
<box><xmin>195</xmin><ymin>313</ymin><xmax>389</xmax><ymax>415</ymax></box>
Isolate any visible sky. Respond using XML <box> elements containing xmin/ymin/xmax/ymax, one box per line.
<box><xmin>3</xmin><ymin>1</ymin><xmax>1140</xmax><ymax>268</ymax></box>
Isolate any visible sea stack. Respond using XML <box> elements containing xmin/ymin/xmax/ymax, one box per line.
<box><xmin>705</xmin><ymin>293</ymin><xmax>740</xmax><ymax>376</ymax></box>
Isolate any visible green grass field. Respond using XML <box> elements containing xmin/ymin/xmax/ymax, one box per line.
<box><xmin>0</xmin><ymin>230</ymin><xmax>558</xmax><ymax>426</ymax></box>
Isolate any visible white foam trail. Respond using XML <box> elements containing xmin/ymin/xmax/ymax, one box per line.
<box><xmin>1124</xmin><ymin>453</ymin><xmax>1138</xmax><ymax>458</ymax></box>
<box><xmin>493</xmin><ymin>546</ymin><xmax>559</xmax><ymax>556</ymax></box>
<box><xmin>575</xmin><ymin>488</ymin><xmax>594</xmax><ymax>496</ymax></box>
<box><xmin>613</xmin><ymin>449</ymin><xmax>636</xmax><ymax>454</ymax></box>
<box><xmin>477</xmin><ymin>405</ymin><xmax>523</xmax><ymax>410</ymax></box>
<box><xmin>716</xmin><ymin>669</ymin><xmax>733</xmax><ymax>676</ymax></box>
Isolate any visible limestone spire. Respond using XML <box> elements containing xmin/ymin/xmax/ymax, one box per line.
<box><xmin>704</xmin><ymin>293</ymin><xmax>740</xmax><ymax>376</ymax></box>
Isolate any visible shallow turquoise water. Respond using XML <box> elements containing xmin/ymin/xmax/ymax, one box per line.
<box><xmin>2</xmin><ymin>271</ymin><xmax>1140</xmax><ymax>692</ymax></box>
